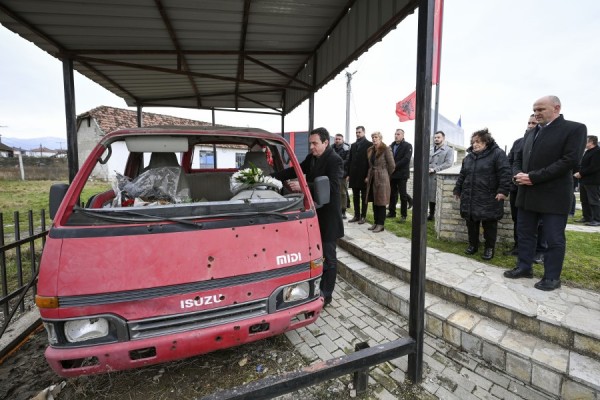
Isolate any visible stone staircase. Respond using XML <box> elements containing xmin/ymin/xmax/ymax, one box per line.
<box><xmin>336</xmin><ymin>223</ymin><xmax>600</xmax><ymax>399</ymax></box>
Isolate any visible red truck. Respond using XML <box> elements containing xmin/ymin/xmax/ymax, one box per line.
<box><xmin>37</xmin><ymin>127</ymin><xmax>328</xmax><ymax>377</ymax></box>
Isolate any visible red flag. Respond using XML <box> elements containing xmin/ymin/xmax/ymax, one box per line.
<box><xmin>395</xmin><ymin>91</ymin><xmax>416</xmax><ymax>122</ymax></box>
<box><xmin>432</xmin><ymin>0</ymin><xmax>444</xmax><ymax>85</ymax></box>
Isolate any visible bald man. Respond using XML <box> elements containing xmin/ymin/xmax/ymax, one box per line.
<box><xmin>504</xmin><ymin>95</ymin><xmax>587</xmax><ymax>291</ymax></box>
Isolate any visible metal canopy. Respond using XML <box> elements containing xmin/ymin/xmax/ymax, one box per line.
<box><xmin>0</xmin><ymin>0</ymin><xmax>417</xmax><ymax>116</ymax></box>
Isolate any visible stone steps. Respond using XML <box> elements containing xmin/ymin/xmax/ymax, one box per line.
<box><xmin>336</xmin><ymin>225</ymin><xmax>600</xmax><ymax>399</ymax></box>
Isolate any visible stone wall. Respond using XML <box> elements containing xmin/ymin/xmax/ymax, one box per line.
<box><xmin>0</xmin><ymin>157</ymin><xmax>68</xmax><ymax>180</ymax></box>
<box><xmin>408</xmin><ymin>166</ymin><xmax>514</xmax><ymax>245</ymax></box>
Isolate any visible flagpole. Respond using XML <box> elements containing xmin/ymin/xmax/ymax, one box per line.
<box><xmin>432</xmin><ymin>0</ymin><xmax>444</xmax><ymax>134</ymax></box>
<box><xmin>433</xmin><ymin>83</ymin><xmax>440</xmax><ymax>133</ymax></box>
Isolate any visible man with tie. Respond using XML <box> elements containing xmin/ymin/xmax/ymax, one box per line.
<box><xmin>387</xmin><ymin>128</ymin><xmax>413</xmax><ymax>221</ymax></box>
<box><xmin>504</xmin><ymin>95</ymin><xmax>587</xmax><ymax>291</ymax></box>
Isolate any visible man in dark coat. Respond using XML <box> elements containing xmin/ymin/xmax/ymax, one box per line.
<box><xmin>574</xmin><ymin>135</ymin><xmax>600</xmax><ymax>225</ymax></box>
<box><xmin>505</xmin><ymin>95</ymin><xmax>587</xmax><ymax>291</ymax></box>
<box><xmin>387</xmin><ymin>128</ymin><xmax>413</xmax><ymax>221</ymax></box>
<box><xmin>505</xmin><ymin>115</ymin><xmax>547</xmax><ymax>262</ymax></box>
<box><xmin>347</xmin><ymin>126</ymin><xmax>372</xmax><ymax>224</ymax></box>
<box><xmin>332</xmin><ymin>133</ymin><xmax>350</xmax><ymax>219</ymax></box>
<box><xmin>272</xmin><ymin>127</ymin><xmax>344</xmax><ymax>307</ymax></box>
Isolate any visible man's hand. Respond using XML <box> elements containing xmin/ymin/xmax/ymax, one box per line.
<box><xmin>574</xmin><ymin>172</ymin><xmax>582</xmax><ymax>179</ymax></box>
<box><xmin>495</xmin><ymin>193</ymin><xmax>506</xmax><ymax>201</ymax></box>
<box><xmin>429</xmin><ymin>168</ymin><xmax>435</xmax><ymax>174</ymax></box>
<box><xmin>514</xmin><ymin>172</ymin><xmax>532</xmax><ymax>186</ymax></box>
<box><xmin>286</xmin><ymin>180</ymin><xmax>301</xmax><ymax>192</ymax></box>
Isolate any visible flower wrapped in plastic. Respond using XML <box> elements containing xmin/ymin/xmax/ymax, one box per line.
<box><xmin>230</xmin><ymin>164</ymin><xmax>282</xmax><ymax>195</ymax></box>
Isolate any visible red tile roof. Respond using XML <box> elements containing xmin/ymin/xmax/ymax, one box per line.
<box><xmin>77</xmin><ymin>106</ymin><xmax>213</xmax><ymax>134</ymax></box>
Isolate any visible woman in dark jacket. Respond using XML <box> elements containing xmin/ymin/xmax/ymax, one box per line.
<box><xmin>365</xmin><ymin>131</ymin><xmax>395</xmax><ymax>232</ymax></box>
<box><xmin>453</xmin><ymin>129</ymin><xmax>512</xmax><ymax>260</ymax></box>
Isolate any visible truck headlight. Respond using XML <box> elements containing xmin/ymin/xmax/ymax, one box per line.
<box><xmin>283</xmin><ymin>282</ymin><xmax>310</xmax><ymax>302</ymax></box>
<box><xmin>64</xmin><ymin>318</ymin><xmax>110</xmax><ymax>343</ymax></box>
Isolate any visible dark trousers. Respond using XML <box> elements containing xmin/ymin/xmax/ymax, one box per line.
<box><xmin>465</xmin><ymin>219</ymin><xmax>497</xmax><ymax>248</ymax></box>
<box><xmin>582</xmin><ymin>184</ymin><xmax>600</xmax><ymax>222</ymax></box>
<box><xmin>373</xmin><ymin>204</ymin><xmax>386</xmax><ymax>225</ymax></box>
<box><xmin>509</xmin><ymin>190</ymin><xmax>547</xmax><ymax>252</ymax></box>
<box><xmin>516</xmin><ymin>208</ymin><xmax>568</xmax><ymax>280</ymax></box>
<box><xmin>320</xmin><ymin>241</ymin><xmax>337</xmax><ymax>298</ymax></box>
<box><xmin>340</xmin><ymin>179</ymin><xmax>348</xmax><ymax>212</ymax></box>
<box><xmin>352</xmin><ymin>187</ymin><xmax>367</xmax><ymax>218</ymax></box>
<box><xmin>389</xmin><ymin>178</ymin><xmax>411</xmax><ymax>217</ymax></box>
<box><xmin>429</xmin><ymin>202</ymin><xmax>436</xmax><ymax>217</ymax></box>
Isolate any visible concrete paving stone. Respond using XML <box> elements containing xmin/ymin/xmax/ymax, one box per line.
<box><xmin>305</xmin><ymin>323</ymin><xmax>322</xmax><ymax>337</ymax></box>
<box><xmin>531</xmin><ymin>363</ymin><xmax>562</xmax><ymax>397</ymax></box>
<box><xmin>323</xmin><ymin>306</ymin><xmax>342</xmax><ymax>319</ymax></box>
<box><xmin>371</xmin><ymin>366</ymin><xmax>401</xmax><ymax>393</ymax></box>
<box><xmin>296</xmin><ymin>342</ymin><xmax>318</xmax><ymax>362</ymax></box>
<box><xmin>490</xmin><ymin>383</ymin><xmax>522</xmax><ymax>400</ymax></box>
<box><xmin>488</xmin><ymin>304</ymin><xmax>514</xmax><ymax>326</ymax></box>
<box><xmin>452</xmin><ymin>385</ymin><xmax>481</xmax><ymax>400</ymax></box>
<box><xmin>574</xmin><ymin>333</ymin><xmax>600</xmax><ymax>356</ymax></box>
<box><xmin>319</xmin><ymin>323</ymin><xmax>341</xmax><ymax>342</ymax></box>
<box><xmin>531</xmin><ymin>339</ymin><xmax>569</xmax><ymax>373</ymax></box>
<box><xmin>322</xmin><ymin>313</ymin><xmax>342</xmax><ymax>329</ymax></box>
<box><xmin>375</xmin><ymin>325</ymin><xmax>400</xmax><ymax>342</ymax></box>
<box><xmin>505</xmin><ymin>353</ymin><xmax>532</xmax><ymax>383</ymax></box>
<box><xmin>434</xmin><ymin>385</ymin><xmax>462</xmax><ymax>400</ymax></box>
<box><xmin>333</xmin><ymin>337</ymin><xmax>353</xmax><ymax>354</ymax></box>
<box><xmin>499</xmin><ymin>329</ymin><xmax>538</xmax><ymax>358</ymax></box>
<box><xmin>428</xmin><ymin>267</ymin><xmax>466</xmax><ymax>289</ymax></box>
<box><xmin>298</xmin><ymin>328</ymin><xmax>320</xmax><ymax>347</ymax></box>
<box><xmin>389</xmin><ymin>356</ymin><xmax>408</xmax><ymax>372</ymax></box>
<box><xmin>335</xmin><ymin>325</ymin><xmax>357</xmax><ymax>344</ymax></box>
<box><xmin>428</xmin><ymin>301</ymin><xmax>461</xmax><ymax>320</ymax></box>
<box><xmin>563</xmin><ymin>305</ymin><xmax>600</xmax><ymax>340</ymax></box>
<box><xmin>373</xmin><ymin>387</ymin><xmax>397</xmax><ymax>400</ymax></box>
<box><xmin>507</xmin><ymin>381</ymin><xmax>554</xmax><ymax>400</ymax></box>
<box><xmin>475</xmin><ymin>364</ymin><xmax>511</xmax><ymax>388</ymax></box>
<box><xmin>284</xmin><ymin>330</ymin><xmax>303</xmax><ymax>346</ymax></box>
<box><xmin>482</xmin><ymin>283</ymin><xmax>538</xmax><ymax>317</ymax></box>
<box><xmin>472</xmin><ymin>318</ymin><xmax>508</xmax><ymax>343</ymax></box>
<box><xmin>536</xmin><ymin>303</ymin><xmax>567</xmax><ymax>325</ymax></box>
<box><xmin>360</xmin><ymin>314</ymin><xmax>382</xmax><ymax>329</ymax></box>
<box><xmin>389</xmin><ymin>367</ymin><xmax>406</xmax><ymax>384</ymax></box>
<box><xmin>331</xmin><ymin>349</ymin><xmax>346</xmax><ymax>358</ymax></box>
<box><xmin>426</xmin><ymin>314</ymin><xmax>444</xmax><ymax>337</ymax></box>
<box><xmin>423</xmin><ymin>352</ymin><xmax>447</xmax><ymax>373</ymax></box>
<box><xmin>448</xmin><ymin>309</ymin><xmax>482</xmax><ymax>332</ymax></box>
<box><xmin>311</xmin><ymin>344</ymin><xmax>333</xmax><ymax>361</ymax></box>
<box><xmin>456</xmin><ymin>274</ymin><xmax>493</xmax><ymax>298</ymax></box>
<box><xmin>317</xmin><ymin>332</ymin><xmax>339</xmax><ymax>354</ymax></box>
<box><xmin>348</xmin><ymin>325</ymin><xmax>372</xmax><ymax>343</ymax></box>
<box><xmin>561</xmin><ymin>379</ymin><xmax>597</xmax><ymax>400</ymax></box>
<box><xmin>421</xmin><ymin>378</ymin><xmax>441</xmax><ymax>397</ymax></box>
<box><xmin>569</xmin><ymin>352</ymin><xmax>600</xmax><ymax>391</ymax></box>
<box><xmin>538</xmin><ymin>320</ymin><xmax>570</xmax><ymax>348</ymax></box>
<box><xmin>441</xmin><ymin>366</ymin><xmax>477</xmax><ymax>393</ymax></box>
<box><xmin>363</xmin><ymin>325</ymin><xmax>386</xmax><ymax>343</ymax></box>
<box><xmin>446</xmin><ymin>347</ymin><xmax>480</xmax><ymax>371</ymax></box>
<box><xmin>472</xmin><ymin>387</ymin><xmax>502</xmax><ymax>400</ymax></box>
<box><xmin>460</xmin><ymin>367</ymin><xmax>494</xmax><ymax>391</ymax></box>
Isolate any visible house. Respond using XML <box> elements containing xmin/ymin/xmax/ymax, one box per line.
<box><xmin>0</xmin><ymin>136</ymin><xmax>15</xmax><ymax>157</ymax></box>
<box><xmin>76</xmin><ymin>106</ymin><xmax>242</xmax><ymax>180</ymax></box>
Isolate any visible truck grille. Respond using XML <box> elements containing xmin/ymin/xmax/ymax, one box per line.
<box><xmin>128</xmin><ymin>299</ymin><xmax>268</xmax><ymax>340</ymax></box>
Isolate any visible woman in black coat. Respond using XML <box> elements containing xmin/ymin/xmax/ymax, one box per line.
<box><xmin>453</xmin><ymin>129</ymin><xmax>512</xmax><ymax>260</ymax></box>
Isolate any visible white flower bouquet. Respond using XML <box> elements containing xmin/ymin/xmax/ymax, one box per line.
<box><xmin>230</xmin><ymin>164</ymin><xmax>282</xmax><ymax>195</ymax></box>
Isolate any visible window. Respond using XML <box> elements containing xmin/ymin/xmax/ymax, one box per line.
<box><xmin>235</xmin><ymin>153</ymin><xmax>245</xmax><ymax>168</ymax></box>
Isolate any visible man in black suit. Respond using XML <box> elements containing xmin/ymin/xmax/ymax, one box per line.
<box><xmin>347</xmin><ymin>125</ymin><xmax>372</xmax><ymax>224</ymax></box>
<box><xmin>574</xmin><ymin>135</ymin><xmax>600</xmax><ymax>226</ymax></box>
<box><xmin>504</xmin><ymin>95</ymin><xmax>587</xmax><ymax>291</ymax></box>
<box><xmin>272</xmin><ymin>127</ymin><xmax>344</xmax><ymax>307</ymax></box>
<box><xmin>387</xmin><ymin>128</ymin><xmax>413</xmax><ymax>221</ymax></box>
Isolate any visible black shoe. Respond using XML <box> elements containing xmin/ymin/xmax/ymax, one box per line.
<box><xmin>575</xmin><ymin>218</ymin><xmax>589</xmax><ymax>223</ymax></box>
<box><xmin>464</xmin><ymin>245</ymin><xmax>478</xmax><ymax>255</ymax></box>
<box><xmin>585</xmin><ymin>221</ymin><xmax>600</xmax><ymax>226</ymax></box>
<box><xmin>323</xmin><ymin>296</ymin><xmax>333</xmax><ymax>308</ymax></box>
<box><xmin>373</xmin><ymin>224</ymin><xmax>384</xmax><ymax>233</ymax></box>
<box><xmin>481</xmin><ymin>248</ymin><xmax>494</xmax><ymax>260</ymax></box>
<box><xmin>399</xmin><ymin>216</ymin><xmax>407</xmax><ymax>223</ymax></box>
<box><xmin>386</xmin><ymin>212</ymin><xmax>396</xmax><ymax>218</ymax></box>
<box><xmin>407</xmin><ymin>196</ymin><xmax>413</xmax><ymax>210</ymax></box>
<box><xmin>348</xmin><ymin>216</ymin><xmax>360</xmax><ymax>223</ymax></box>
<box><xmin>503</xmin><ymin>267</ymin><xmax>533</xmax><ymax>279</ymax></box>
<box><xmin>368</xmin><ymin>224</ymin><xmax>377</xmax><ymax>230</ymax></box>
<box><xmin>533</xmin><ymin>253</ymin><xmax>544</xmax><ymax>264</ymax></box>
<box><xmin>427</xmin><ymin>215</ymin><xmax>434</xmax><ymax>221</ymax></box>
<box><xmin>534</xmin><ymin>278</ymin><xmax>561</xmax><ymax>291</ymax></box>
<box><xmin>357</xmin><ymin>218</ymin><xmax>367</xmax><ymax>225</ymax></box>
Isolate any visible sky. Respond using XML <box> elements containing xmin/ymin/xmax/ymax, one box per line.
<box><xmin>1</xmin><ymin>0</ymin><xmax>599</xmax><ymax>152</ymax></box>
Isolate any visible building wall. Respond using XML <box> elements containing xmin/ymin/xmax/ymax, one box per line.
<box><xmin>77</xmin><ymin>118</ymin><xmax>110</xmax><ymax>180</ymax></box>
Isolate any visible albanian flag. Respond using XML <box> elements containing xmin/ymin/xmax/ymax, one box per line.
<box><xmin>396</xmin><ymin>91</ymin><xmax>416</xmax><ymax>122</ymax></box>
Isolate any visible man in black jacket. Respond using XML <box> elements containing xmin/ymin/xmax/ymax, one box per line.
<box><xmin>332</xmin><ymin>133</ymin><xmax>350</xmax><ymax>219</ymax></box>
<box><xmin>387</xmin><ymin>128</ymin><xmax>413</xmax><ymax>221</ymax></box>
<box><xmin>347</xmin><ymin>126</ymin><xmax>372</xmax><ymax>224</ymax></box>
<box><xmin>574</xmin><ymin>135</ymin><xmax>600</xmax><ymax>226</ymax></box>
<box><xmin>272</xmin><ymin>127</ymin><xmax>344</xmax><ymax>307</ymax></box>
<box><xmin>505</xmin><ymin>95</ymin><xmax>587</xmax><ymax>291</ymax></box>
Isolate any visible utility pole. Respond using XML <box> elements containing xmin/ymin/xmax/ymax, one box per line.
<box><xmin>345</xmin><ymin>70</ymin><xmax>356</xmax><ymax>143</ymax></box>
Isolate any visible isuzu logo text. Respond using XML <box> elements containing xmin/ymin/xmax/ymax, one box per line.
<box><xmin>276</xmin><ymin>252</ymin><xmax>301</xmax><ymax>265</ymax></box>
<box><xmin>180</xmin><ymin>294</ymin><xmax>223</xmax><ymax>309</ymax></box>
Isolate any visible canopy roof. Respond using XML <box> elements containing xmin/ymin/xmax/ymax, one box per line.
<box><xmin>0</xmin><ymin>0</ymin><xmax>417</xmax><ymax>116</ymax></box>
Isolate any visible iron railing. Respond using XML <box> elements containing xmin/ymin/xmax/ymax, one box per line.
<box><xmin>0</xmin><ymin>210</ymin><xmax>48</xmax><ymax>340</ymax></box>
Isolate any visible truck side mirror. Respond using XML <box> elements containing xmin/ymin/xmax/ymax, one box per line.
<box><xmin>311</xmin><ymin>176</ymin><xmax>330</xmax><ymax>208</ymax></box>
<box><xmin>49</xmin><ymin>183</ymin><xmax>69</xmax><ymax>219</ymax></box>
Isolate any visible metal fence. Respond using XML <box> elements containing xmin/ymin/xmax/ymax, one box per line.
<box><xmin>0</xmin><ymin>210</ymin><xmax>48</xmax><ymax>340</ymax></box>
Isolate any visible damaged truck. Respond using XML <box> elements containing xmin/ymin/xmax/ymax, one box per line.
<box><xmin>36</xmin><ymin>126</ymin><xmax>328</xmax><ymax>377</ymax></box>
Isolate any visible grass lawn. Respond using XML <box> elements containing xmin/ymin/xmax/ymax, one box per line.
<box><xmin>352</xmin><ymin>207</ymin><xmax>600</xmax><ymax>292</ymax></box>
